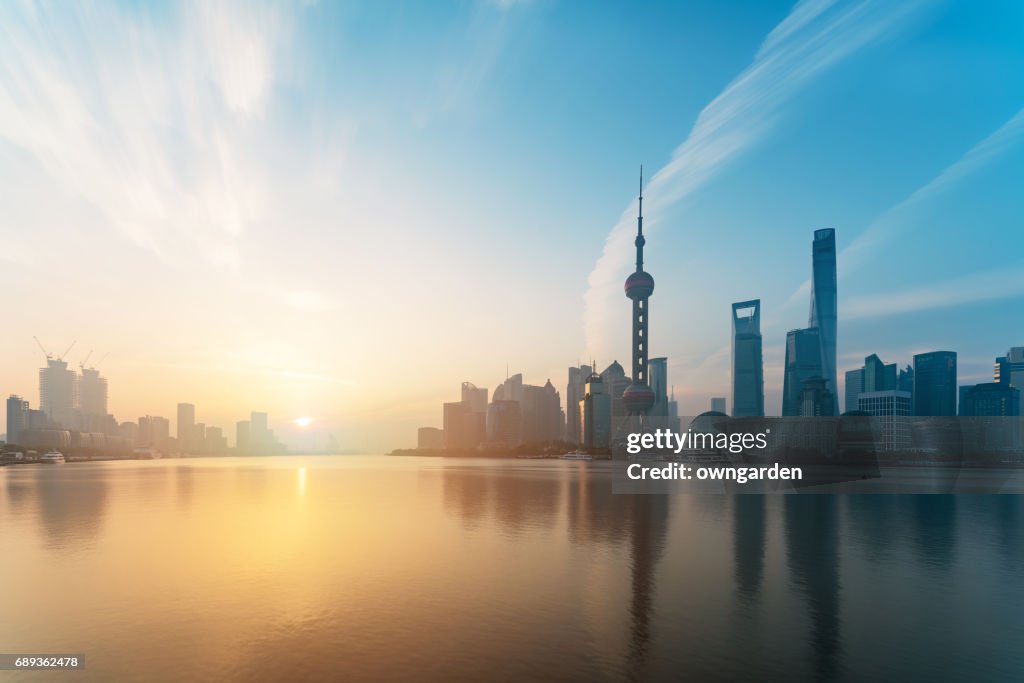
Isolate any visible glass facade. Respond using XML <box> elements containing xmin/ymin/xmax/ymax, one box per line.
<box><xmin>731</xmin><ymin>300</ymin><xmax>764</xmax><ymax>417</ymax></box>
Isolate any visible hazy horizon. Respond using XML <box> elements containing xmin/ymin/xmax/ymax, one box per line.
<box><xmin>3</xmin><ymin>0</ymin><xmax>1023</xmax><ymax>451</ymax></box>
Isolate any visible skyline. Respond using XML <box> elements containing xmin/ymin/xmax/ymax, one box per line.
<box><xmin>2</xmin><ymin>1</ymin><xmax>1023</xmax><ymax>450</ymax></box>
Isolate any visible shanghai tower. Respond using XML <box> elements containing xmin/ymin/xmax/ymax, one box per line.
<box><xmin>809</xmin><ymin>228</ymin><xmax>837</xmax><ymax>414</ymax></box>
<box><xmin>622</xmin><ymin>167</ymin><xmax>656</xmax><ymax>417</ymax></box>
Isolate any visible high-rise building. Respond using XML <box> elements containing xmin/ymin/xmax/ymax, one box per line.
<box><xmin>177</xmin><ymin>403</ymin><xmax>195</xmax><ymax>452</ymax></box>
<box><xmin>236</xmin><ymin>420</ymin><xmax>250</xmax><ymax>452</ymax></box>
<box><xmin>622</xmin><ymin>168</ymin><xmax>656</xmax><ymax>419</ymax></box>
<box><xmin>521</xmin><ymin>381</ymin><xmax>562</xmax><ymax>443</ymax></box>
<box><xmin>580</xmin><ymin>371</ymin><xmax>612</xmax><ymax>449</ymax></box>
<box><xmin>668</xmin><ymin>387</ymin><xmax>681</xmax><ymax>431</ymax></box>
<box><xmin>39</xmin><ymin>358</ymin><xmax>77</xmax><ymax>429</ymax></box>
<box><xmin>250</xmin><ymin>411</ymin><xmax>270</xmax><ymax>452</ymax></box>
<box><xmin>461</xmin><ymin>382</ymin><xmax>488</xmax><ymax>414</ymax></box>
<box><xmin>913</xmin><ymin>351</ymin><xmax>957</xmax><ymax>416</ymax></box>
<box><xmin>6</xmin><ymin>395</ymin><xmax>29</xmax><ymax>445</ymax></box>
<box><xmin>863</xmin><ymin>354</ymin><xmax>897</xmax><ymax>392</ymax></box>
<box><xmin>799</xmin><ymin>376</ymin><xmax>835</xmax><ymax>417</ymax></box>
<box><xmin>994</xmin><ymin>347</ymin><xmax>1024</xmax><ymax>388</ymax></box>
<box><xmin>782</xmin><ymin>328</ymin><xmax>823</xmax><ymax>416</ymax></box>
<box><xmin>647</xmin><ymin>357</ymin><xmax>669</xmax><ymax>417</ymax></box>
<box><xmin>960</xmin><ymin>382</ymin><xmax>1021</xmax><ymax>417</ymax></box>
<box><xmin>192</xmin><ymin>423</ymin><xmax>207</xmax><ymax>453</ymax></box>
<box><xmin>858</xmin><ymin>390</ymin><xmax>912</xmax><ymax>451</ymax></box>
<box><xmin>600</xmin><ymin>361</ymin><xmax>629</xmax><ymax>417</ymax></box>
<box><xmin>152</xmin><ymin>416</ymin><xmax>170</xmax><ymax>451</ymax></box>
<box><xmin>566</xmin><ymin>364</ymin><xmax>592</xmax><ymax>444</ymax></box>
<box><xmin>731</xmin><ymin>299</ymin><xmax>764</xmax><ymax>417</ymax></box>
<box><xmin>443</xmin><ymin>401</ymin><xmax>477</xmax><ymax>449</ymax></box>
<box><xmin>485</xmin><ymin>400</ymin><xmax>521</xmax><ymax>447</ymax></box>
<box><xmin>78</xmin><ymin>367</ymin><xmax>108</xmax><ymax>418</ymax></box>
<box><xmin>138</xmin><ymin>416</ymin><xmax>153</xmax><ymax>446</ymax></box>
<box><xmin>809</xmin><ymin>228</ymin><xmax>838</xmax><ymax>412</ymax></box>
<box><xmin>205</xmin><ymin>426</ymin><xmax>227</xmax><ymax>454</ymax></box>
<box><xmin>844</xmin><ymin>368</ymin><xmax>863</xmax><ymax>414</ymax></box>
<box><xmin>897</xmin><ymin>365</ymin><xmax>914</xmax><ymax>403</ymax></box>
<box><xmin>711</xmin><ymin>397</ymin><xmax>727</xmax><ymax>414</ymax></box>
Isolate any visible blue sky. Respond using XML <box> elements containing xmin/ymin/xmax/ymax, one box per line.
<box><xmin>1</xmin><ymin>0</ymin><xmax>1023</xmax><ymax>448</ymax></box>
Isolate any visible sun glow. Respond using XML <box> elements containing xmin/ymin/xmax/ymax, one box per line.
<box><xmin>294</xmin><ymin>416</ymin><xmax>314</xmax><ymax>428</ymax></box>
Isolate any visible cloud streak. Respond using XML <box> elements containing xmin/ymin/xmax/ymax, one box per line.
<box><xmin>0</xmin><ymin>1</ymin><xmax>295</xmax><ymax>267</ymax></box>
<box><xmin>583</xmin><ymin>0</ymin><xmax>927</xmax><ymax>357</ymax></box>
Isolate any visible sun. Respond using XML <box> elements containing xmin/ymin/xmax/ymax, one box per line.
<box><xmin>293</xmin><ymin>416</ymin><xmax>314</xmax><ymax>428</ymax></box>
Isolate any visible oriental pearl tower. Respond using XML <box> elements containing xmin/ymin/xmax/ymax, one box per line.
<box><xmin>622</xmin><ymin>167</ymin><xmax>656</xmax><ymax>419</ymax></box>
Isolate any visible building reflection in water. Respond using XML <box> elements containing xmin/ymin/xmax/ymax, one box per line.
<box><xmin>732</xmin><ymin>495</ymin><xmax>766</xmax><ymax>608</ymax></box>
<box><xmin>31</xmin><ymin>467</ymin><xmax>109</xmax><ymax>549</ymax></box>
<box><xmin>785</xmin><ymin>496</ymin><xmax>841</xmax><ymax>681</ymax></box>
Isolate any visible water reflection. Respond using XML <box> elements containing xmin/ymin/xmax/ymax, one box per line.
<box><xmin>784</xmin><ymin>496</ymin><xmax>841</xmax><ymax>681</ymax></box>
<box><xmin>0</xmin><ymin>457</ymin><xmax>1021</xmax><ymax>682</ymax></box>
<box><xmin>732</xmin><ymin>495</ymin><xmax>766</xmax><ymax>607</ymax></box>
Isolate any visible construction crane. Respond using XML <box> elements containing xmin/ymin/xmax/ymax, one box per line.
<box><xmin>79</xmin><ymin>349</ymin><xmax>94</xmax><ymax>370</ymax></box>
<box><xmin>32</xmin><ymin>337</ymin><xmax>77</xmax><ymax>363</ymax></box>
<box><xmin>94</xmin><ymin>352</ymin><xmax>110</xmax><ymax>370</ymax></box>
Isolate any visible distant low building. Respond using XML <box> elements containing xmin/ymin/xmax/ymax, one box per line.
<box><xmin>417</xmin><ymin>426</ymin><xmax>444</xmax><ymax>449</ymax></box>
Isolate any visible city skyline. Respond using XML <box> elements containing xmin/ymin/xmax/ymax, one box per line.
<box><xmin>2</xmin><ymin>1</ymin><xmax>1023</xmax><ymax>450</ymax></box>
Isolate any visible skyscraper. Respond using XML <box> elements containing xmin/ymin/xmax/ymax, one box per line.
<box><xmin>863</xmin><ymin>354</ymin><xmax>897</xmax><ymax>392</ymax></box>
<box><xmin>647</xmin><ymin>357</ymin><xmax>669</xmax><ymax>417</ymax></box>
<box><xmin>844</xmin><ymin>368</ymin><xmax>863</xmax><ymax>414</ymax></box>
<box><xmin>580</xmin><ymin>370</ymin><xmax>612</xmax><ymax>448</ymax></box>
<box><xmin>960</xmin><ymin>383</ymin><xmax>1020</xmax><ymax>417</ymax></box>
<box><xmin>858</xmin><ymin>390</ymin><xmax>912</xmax><ymax>451</ymax></box>
<box><xmin>622</xmin><ymin>168</ymin><xmax>656</xmax><ymax>418</ymax></box>
<box><xmin>78</xmin><ymin>367</ymin><xmax>108</xmax><ymax>417</ymax></box>
<box><xmin>710</xmin><ymin>397</ymin><xmax>727</xmax><ymax>414</ymax></box>
<box><xmin>731</xmin><ymin>299</ymin><xmax>764</xmax><ymax>417</ymax></box>
<box><xmin>782</xmin><ymin>328</ymin><xmax>823</xmax><ymax>416</ymax></box>
<box><xmin>177</xmin><ymin>403</ymin><xmax>195</xmax><ymax>452</ymax></box>
<box><xmin>913</xmin><ymin>351</ymin><xmax>957</xmax><ymax>416</ymax></box>
<box><xmin>809</xmin><ymin>228</ymin><xmax>838</xmax><ymax>411</ymax></box>
<box><xmin>6</xmin><ymin>395</ymin><xmax>29</xmax><ymax>445</ymax></box>
<box><xmin>994</xmin><ymin>347</ymin><xmax>1024</xmax><ymax>388</ymax></box>
<box><xmin>39</xmin><ymin>358</ymin><xmax>77</xmax><ymax>429</ymax></box>
<box><xmin>566</xmin><ymin>364</ymin><xmax>592</xmax><ymax>444</ymax></box>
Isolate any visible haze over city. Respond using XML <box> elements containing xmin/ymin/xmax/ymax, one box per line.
<box><xmin>2</xmin><ymin>0</ymin><xmax>1023</xmax><ymax>451</ymax></box>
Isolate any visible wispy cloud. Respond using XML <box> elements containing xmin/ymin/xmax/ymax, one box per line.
<box><xmin>843</xmin><ymin>262</ymin><xmax>1024</xmax><ymax>321</ymax></box>
<box><xmin>583</xmin><ymin>0</ymin><xmax>927</xmax><ymax>357</ymax></box>
<box><xmin>0</xmin><ymin>1</ymin><xmax>297</xmax><ymax>267</ymax></box>
<box><xmin>839</xmin><ymin>107</ymin><xmax>1024</xmax><ymax>275</ymax></box>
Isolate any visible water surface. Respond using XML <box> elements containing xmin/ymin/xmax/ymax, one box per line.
<box><xmin>1</xmin><ymin>456</ymin><xmax>1021</xmax><ymax>681</ymax></box>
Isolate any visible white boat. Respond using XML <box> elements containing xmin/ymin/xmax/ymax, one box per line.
<box><xmin>560</xmin><ymin>450</ymin><xmax>593</xmax><ymax>461</ymax></box>
<box><xmin>133</xmin><ymin>447</ymin><xmax>162</xmax><ymax>460</ymax></box>
<box><xmin>40</xmin><ymin>449</ymin><xmax>65</xmax><ymax>464</ymax></box>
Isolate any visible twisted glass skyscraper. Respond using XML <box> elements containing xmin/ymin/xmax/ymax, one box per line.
<box><xmin>782</xmin><ymin>229</ymin><xmax>838</xmax><ymax>416</ymax></box>
<box><xmin>809</xmin><ymin>228</ymin><xmax>838</xmax><ymax>414</ymax></box>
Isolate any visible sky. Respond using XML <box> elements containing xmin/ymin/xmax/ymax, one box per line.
<box><xmin>1</xmin><ymin>0</ymin><xmax>1022</xmax><ymax>451</ymax></box>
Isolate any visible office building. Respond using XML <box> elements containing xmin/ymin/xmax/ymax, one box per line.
<box><xmin>486</xmin><ymin>400</ymin><xmax>521</xmax><ymax>447</ymax></box>
<box><xmin>443</xmin><ymin>401</ymin><xmax>476</xmax><ymax>449</ymax></box>
<box><xmin>648</xmin><ymin>357</ymin><xmax>669</xmax><ymax>417</ymax></box>
<box><xmin>711</xmin><ymin>397</ymin><xmax>727</xmax><ymax>414</ymax></box>
<box><xmin>844</xmin><ymin>368</ymin><xmax>863</xmax><ymax>414</ymax></box>
<box><xmin>601</xmin><ymin>361</ymin><xmax>629</xmax><ymax>417</ymax></box>
<box><xmin>782</xmin><ymin>328</ymin><xmax>823</xmax><ymax>416</ymax></box>
<box><xmin>566</xmin><ymin>364</ymin><xmax>592</xmax><ymax>444</ymax></box>
<box><xmin>809</xmin><ymin>228</ymin><xmax>838</xmax><ymax>410</ymax></box>
<box><xmin>960</xmin><ymin>382</ymin><xmax>1021</xmax><ymax>417</ymax></box>
<box><xmin>417</xmin><ymin>427</ymin><xmax>444</xmax><ymax>449</ymax></box>
<box><xmin>799</xmin><ymin>376</ymin><xmax>836</xmax><ymax>417</ymax></box>
<box><xmin>6</xmin><ymin>395</ymin><xmax>29</xmax><ymax>445</ymax></box>
<box><xmin>177</xmin><ymin>403</ymin><xmax>195</xmax><ymax>452</ymax></box>
<box><xmin>914</xmin><ymin>351</ymin><xmax>957</xmax><ymax>416</ymax></box>
<box><xmin>863</xmin><ymin>353</ymin><xmax>897</xmax><ymax>393</ymax></box>
<box><xmin>995</xmin><ymin>347</ymin><xmax>1024</xmax><ymax>388</ymax></box>
<box><xmin>731</xmin><ymin>299</ymin><xmax>764</xmax><ymax>417</ymax></box>
<box><xmin>859</xmin><ymin>390</ymin><xmax>912</xmax><ymax>451</ymax></box>
<box><xmin>39</xmin><ymin>358</ymin><xmax>77</xmax><ymax>429</ymax></box>
<box><xmin>461</xmin><ymin>382</ymin><xmax>488</xmax><ymax>414</ymax></box>
<box><xmin>580</xmin><ymin>371</ymin><xmax>612</xmax><ymax>449</ymax></box>
<box><xmin>621</xmin><ymin>168</ymin><xmax>657</xmax><ymax>419</ymax></box>
<box><xmin>78</xmin><ymin>367</ymin><xmax>108</xmax><ymax>418</ymax></box>
<box><xmin>236</xmin><ymin>420</ymin><xmax>250</xmax><ymax>452</ymax></box>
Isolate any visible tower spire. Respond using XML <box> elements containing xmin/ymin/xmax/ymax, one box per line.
<box><xmin>635</xmin><ymin>164</ymin><xmax>645</xmax><ymax>272</ymax></box>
